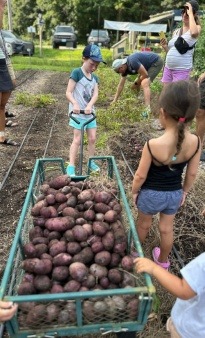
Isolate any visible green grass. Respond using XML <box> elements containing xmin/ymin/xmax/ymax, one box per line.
<box><xmin>11</xmin><ymin>45</ymin><xmax>113</xmax><ymax>72</ymax></box>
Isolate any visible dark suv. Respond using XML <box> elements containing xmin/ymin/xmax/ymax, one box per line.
<box><xmin>87</xmin><ymin>29</ymin><xmax>110</xmax><ymax>48</ymax></box>
<box><xmin>52</xmin><ymin>25</ymin><xmax>77</xmax><ymax>49</ymax></box>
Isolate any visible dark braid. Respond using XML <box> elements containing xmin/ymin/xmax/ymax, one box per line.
<box><xmin>159</xmin><ymin>80</ymin><xmax>200</xmax><ymax>155</ymax></box>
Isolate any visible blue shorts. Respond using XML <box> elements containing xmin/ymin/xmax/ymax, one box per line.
<box><xmin>137</xmin><ymin>189</ymin><xmax>183</xmax><ymax>215</ymax></box>
<box><xmin>69</xmin><ymin>117</ymin><xmax>97</xmax><ymax>130</ymax></box>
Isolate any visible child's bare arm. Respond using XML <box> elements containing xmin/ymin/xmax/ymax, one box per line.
<box><xmin>134</xmin><ymin>257</ymin><xmax>196</xmax><ymax>300</ymax></box>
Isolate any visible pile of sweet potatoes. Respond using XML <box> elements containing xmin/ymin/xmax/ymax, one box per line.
<box><xmin>17</xmin><ymin>174</ymin><xmax>139</xmax><ymax>327</ymax></box>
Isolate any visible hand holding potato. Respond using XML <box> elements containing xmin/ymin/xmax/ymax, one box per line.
<box><xmin>0</xmin><ymin>301</ymin><xmax>18</xmax><ymax>322</ymax></box>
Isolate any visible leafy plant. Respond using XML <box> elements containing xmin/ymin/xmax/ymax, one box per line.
<box><xmin>14</xmin><ymin>92</ymin><xmax>56</xmax><ymax>107</ymax></box>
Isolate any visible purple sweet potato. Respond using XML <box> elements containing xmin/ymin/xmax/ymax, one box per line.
<box><xmin>23</xmin><ymin>243</ymin><xmax>37</xmax><ymax>258</ymax></box>
<box><xmin>32</xmin><ymin>237</ymin><xmax>49</xmax><ymax>245</ymax></box>
<box><xmin>83</xmin><ymin>200</ymin><xmax>94</xmax><ymax>210</ymax></box>
<box><xmin>91</xmin><ymin>241</ymin><xmax>104</xmax><ymax>254</ymax></box>
<box><xmin>35</xmin><ymin>243</ymin><xmax>48</xmax><ymax>258</ymax></box>
<box><xmin>26</xmin><ymin>304</ymin><xmax>46</xmax><ymax>325</ymax></box>
<box><xmin>104</xmin><ymin>210</ymin><xmax>118</xmax><ymax>223</ymax></box>
<box><xmin>67</xmin><ymin>242</ymin><xmax>81</xmax><ymax>255</ymax></box>
<box><xmin>89</xmin><ymin>263</ymin><xmax>108</xmax><ymax>279</ymax></box>
<box><xmin>62</xmin><ymin>207</ymin><xmax>79</xmax><ymax>219</ymax></box>
<box><xmin>121</xmin><ymin>255</ymin><xmax>134</xmax><ymax>272</ymax></box>
<box><xmin>40</xmin><ymin>206</ymin><xmax>58</xmax><ymax>218</ymax></box>
<box><xmin>48</xmin><ymin>231</ymin><xmax>61</xmax><ymax>241</ymax></box>
<box><xmin>41</xmin><ymin>253</ymin><xmax>53</xmax><ymax>261</ymax></box>
<box><xmin>75</xmin><ymin>217</ymin><xmax>87</xmax><ymax>225</ymax></box>
<box><xmin>102</xmin><ymin>231</ymin><xmax>115</xmax><ymax>251</ymax></box>
<box><xmin>18</xmin><ymin>282</ymin><xmax>36</xmax><ymax>295</ymax></box>
<box><xmin>49</xmin><ymin>241</ymin><xmax>67</xmax><ymax>257</ymax></box>
<box><xmin>109</xmin><ymin>253</ymin><xmax>121</xmax><ymax>268</ymax></box>
<box><xmin>83</xmin><ymin>209</ymin><xmax>95</xmax><ymax>221</ymax></box>
<box><xmin>77</xmin><ymin>189</ymin><xmax>95</xmax><ymax>203</ymax></box>
<box><xmin>49</xmin><ymin>174</ymin><xmax>71</xmax><ymax>189</ymax></box>
<box><xmin>53</xmin><ymin>253</ymin><xmax>73</xmax><ymax>266</ymax></box>
<box><xmin>33</xmin><ymin>217</ymin><xmax>45</xmax><ymax>227</ymax></box>
<box><xmin>94</xmin><ymin>191</ymin><xmax>112</xmax><ymax>204</ymax></box>
<box><xmin>66</xmin><ymin>195</ymin><xmax>77</xmax><ymax>207</ymax></box>
<box><xmin>22</xmin><ymin>273</ymin><xmax>34</xmax><ymax>284</ymax></box>
<box><xmin>82</xmin><ymin>223</ymin><xmax>93</xmax><ymax>236</ymax></box>
<box><xmin>46</xmin><ymin>303</ymin><xmax>60</xmax><ymax>322</ymax></box>
<box><xmin>45</xmin><ymin>216</ymin><xmax>75</xmax><ymax>232</ymax></box>
<box><xmin>55</xmin><ymin>192</ymin><xmax>68</xmax><ymax>203</ymax></box>
<box><xmin>64</xmin><ymin>229</ymin><xmax>75</xmax><ymax>242</ymax></box>
<box><xmin>72</xmin><ymin>225</ymin><xmax>88</xmax><ymax>242</ymax></box>
<box><xmin>33</xmin><ymin>275</ymin><xmax>51</xmax><ymax>292</ymax></box>
<box><xmin>94</xmin><ymin>251</ymin><xmax>111</xmax><ymax>266</ymax></box>
<box><xmin>40</xmin><ymin>183</ymin><xmax>50</xmax><ymax>194</ymax></box>
<box><xmin>29</xmin><ymin>226</ymin><xmax>44</xmax><ymax>241</ymax></box>
<box><xmin>45</xmin><ymin>194</ymin><xmax>56</xmax><ymax>205</ymax></box>
<box><xmin>50</xmin><ymin>284</ymin><xmax>64</xmax><ymax>294</ymax></box>
<box><xmin>22</xmin><ymin>258</ymin><xmax>52</xmax><ymax>275</ymax></box>
<box><xmin>69</xmin><ymin>262</ymin><xmax>88</xmax><ymax>282</ymax></box>
<box><xmin>79</xmin><ymin>247</ymin><xmax>94</xmax><ymax>264</ymax></box>
<box><xmin>52</xmin><ymin>266</ymin><xmax>69</xmax><ymax>281</ymax></box>
<box><xmin>81</xmin><ymin>274</ymin><xmax>96</xmax><ymax>288</ymax></box>
<box><xmin>92</xmin><ymin>221</ymin><xmax>109</xmax><ymax>236</ymax></box>
<box><xmin>31</xmin><ymin>199</ymin><xmax>48</xmax><ymax>217</ymax></box>
<box><xmin>94</xmin><ymin>203</ymin><xmax>111</xmax><ymax>214</ymax></box>
<box><xmin>64</xmin><ymin>280</ymin><xmax>81</xmax><ymax>292</ymax></box>
<box><xmin>113</xmin><ymin>241</ymin><xmax>127</xmax><ymax>255</ymax></box>
<box><xmin>108</xmin><ymin>269</ymin><xmax>123</xmax><ymax>284</ymax></box>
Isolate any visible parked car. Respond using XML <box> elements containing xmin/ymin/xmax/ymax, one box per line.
<box><xmin>1</xmin><ymin>30</ymin><xmax>35</xmax><ymax>56</ymax></box>
<box><xmin>52</xmin><ymin>25</ymin><xmax>78</xmax><ymax>49</ymax></box>
<box><xmin>87</xmin><ymin>29</ymin><xmax>110</xmax><ymax>47</ymax></box>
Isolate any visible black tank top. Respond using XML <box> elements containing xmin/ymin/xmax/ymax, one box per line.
<box><xmin>141</xmin><ymin>136</ymin><xmax>200</xmax><ymax>191</ymax></box>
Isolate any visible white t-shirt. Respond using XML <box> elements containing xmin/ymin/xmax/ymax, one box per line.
<box><xmin>165</xmin><ymin>29</ymin><xmax>197</xmax><ymax>70</ymax></box>
<box><xmin>68</xmin><ymin>67</ymin><xmax>99</xmax><ymax>120</ymax></box>
<box><xmin>171</xmin><ymin>252</ymin><xmax>205</xmax><ymax>338</ymax></box>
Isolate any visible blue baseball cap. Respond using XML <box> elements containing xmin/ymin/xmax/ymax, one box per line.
<box><xmin>82</xmin><ymin>44</ymin><xmax>106</xmax><ymax>64</ymax></box>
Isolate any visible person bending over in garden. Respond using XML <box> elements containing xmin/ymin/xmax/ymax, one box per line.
<box><xmin>0</xmin><ymin>301</ymin><xmax>18</xmax><ymax>322</ymax></box>
<box><xmin>66</xmin><ymin>44</ymin><xmax>106</xmax><ymax>177</ymax></box>
<box><xmin>132</xmin><ymin>80</ymin><xmax>201</xmax><ymax>270</ymax></box>
<box><xmin>111</xmin><ymin>51</ymin><xmax>163</xmax><ymax>118</ymax></box>
<box><xmin>134</xmin><ymin>251</ymin><xmax>205</xmax><ymax>338</ymax></box>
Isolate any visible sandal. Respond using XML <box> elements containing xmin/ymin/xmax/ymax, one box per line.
<box><xmin>152</xmin><ymin>247</ymin><xmax>170</xmax><ymax>270</ymax></box>
<box><xmin>5</xmin><ymin>111</ymin><xmax>16</xmax><ymax>118</ymax></box>
<box><xmin>0</xmin><ymin>139</ymin><xmax>19</xmax><ymax>146</ymax></box>
<box><xmin>5</xmin><ymin>120</ymin><xmax>19</xmax><ymax>128</ymax></box>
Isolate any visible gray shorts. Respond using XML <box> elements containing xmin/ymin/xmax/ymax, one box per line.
<box><xmin>137</xmin><ymin>189</ymin><xmax>183</xmax><ymax>215</ymax></box>
<box><xmin>148</xmin><ymin>56</ymin><xmax>164</xmax><ymax>82</ymax></box>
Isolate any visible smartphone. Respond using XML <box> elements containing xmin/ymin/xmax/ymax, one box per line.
<box><xmin>159</xmin><ymin>31</ymin><xmax>166</xmax><ymax>40</ymax></box>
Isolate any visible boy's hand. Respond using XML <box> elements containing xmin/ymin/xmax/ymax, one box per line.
<box><xmin>134</xmin><ymin>257</ymin><xmax>157</xmax><ymax>275</ymax></box>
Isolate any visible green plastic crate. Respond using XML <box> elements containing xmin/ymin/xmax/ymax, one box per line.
<box><xmin>0</xmin><ymin>156</ymin><xmax>155</xmax><ymax>337</ymax></box>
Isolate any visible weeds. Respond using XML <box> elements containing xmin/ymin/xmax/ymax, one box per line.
<box><xmin>14</xmin><ymin>92</ymin><xmax>56</xmax><ymax>107</ymax></box>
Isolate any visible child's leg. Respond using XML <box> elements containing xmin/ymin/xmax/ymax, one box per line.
<box><xmin>86</xmin><ymin>127</ymin><xmax>96</xmax><ymax>157</ymax></box>
<box><xmin>158</xmin><ymin>213</ymin><xmax>175</xmax><ymax>263</ymax></box>
<box><xmin>69</xmin><ymin>129</ymin><xmax>81</xmax><ymax>166</ymax></box>
<box><xmin>137</xmin><ymin>209</ymin><xmax>153</xmax><ymax>243</ymax></box>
